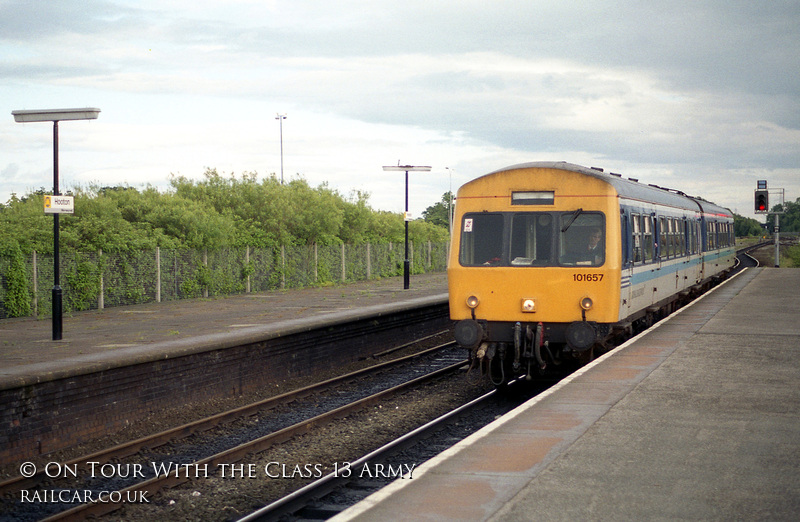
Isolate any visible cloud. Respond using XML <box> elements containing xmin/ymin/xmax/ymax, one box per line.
<box><xmin>1</xmin><ymin>0</ymin><xmax>798</xmax><ymax>219</ymax></box>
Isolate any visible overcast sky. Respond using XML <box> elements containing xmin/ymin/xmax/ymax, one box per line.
<box><xmin>2</xmin><ymin>1</ymin><xmax>798</xmax><ymax>221</ymax></box>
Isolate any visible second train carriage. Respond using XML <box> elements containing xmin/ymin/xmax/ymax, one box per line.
<box><xmin>448</xmin><ymin>162</ymin><xmax>735</xmax><ymax>385</ymax></box>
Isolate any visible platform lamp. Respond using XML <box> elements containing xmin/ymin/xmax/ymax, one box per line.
<box><xmin>275</xmin><ymin>113</ymin><xmax>286</xmax><ymax>184</ymax></box>
<box><xmin>382</xmin><ymin>164</ymin><xmax>432</xmax><ymax>289</ymax></box>
<box><xmin>12</xmin><ymin>108</ymin><xmax>101</xmax><ymax>340</ymax></box>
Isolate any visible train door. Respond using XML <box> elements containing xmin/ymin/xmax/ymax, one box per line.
<box><xmin>656</xmin><ymin>216</ymin><xmax>665</xmax><ymax>271</ymax></box>
<box><xmin>700</xmin><ymin>219</ymin><xmax>708</xmax><ymax>282</ymax></box>
<box><xmin>621</xmin><ymin>212</ymin><xmax>633</xmax><ymax>315</ymax></box>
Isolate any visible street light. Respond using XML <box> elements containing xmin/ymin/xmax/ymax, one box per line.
<box><xmin>275</xmin><ymin>113</ymin><xmax>286</xmax><ymax>184</ymax></box>
<box><xmin>382</xmin><ymin>164</ymin><xmax>432</xmax><ymax>289</ymax></box>
<box><xmin>12</xmin><ymin>107</ymin><xmax>100</xmax><ymax>340</ymax></box>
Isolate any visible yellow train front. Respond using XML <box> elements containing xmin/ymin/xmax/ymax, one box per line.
<box><xmin>448</xmin><ymin>161</ymin><xmax>735</xmax><ymax>386</ymax></box>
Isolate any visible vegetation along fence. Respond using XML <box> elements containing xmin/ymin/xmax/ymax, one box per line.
<box><xmin>0</xmin><ymin>241</ymin><xmax>449</xmax><ymax>319</ymax></box>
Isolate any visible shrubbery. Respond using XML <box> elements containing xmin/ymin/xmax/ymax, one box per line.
<box><xmin>0</xmin><ymin>169</ymin><xmax>449</xmax><ymax>255</ymax></box>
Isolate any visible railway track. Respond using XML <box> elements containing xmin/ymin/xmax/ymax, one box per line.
<box><xmin>239</xmin><ymin>382</ymin><xmax>539</xmax><ymax>521</ymax></box>
<box><xmin>238</xmin><ymin>247</ymin><xmax>768</xmax><ymax>520</ymax></box>
<box><xmin>732</xmin><ymin>240</ymin><xmax>769</xmax><ymax>272</ymax></box>
<box><xmin>2</xmin><ymin>250</ymin><xmax>764</xmax><ymax>521</ymax></box>
<box><xmin>0</xmin><ymin>336</ymin><xmax>470</xmax><ymax>522</ymax></box>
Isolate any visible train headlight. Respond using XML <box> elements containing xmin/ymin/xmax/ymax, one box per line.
<box><xmin>466</xmin><ymin>295</ymin><xmax>480</xmax><ymax>309</ymax></box>
<box><xmin>521</xmin><ymin>298</ymin><xmax>536</xmax><ymax>313</ymax></box>
<box><xmin>580</xmin><ymin>297</ymin><xmax>593</xmax><ymax>311</ymax></box>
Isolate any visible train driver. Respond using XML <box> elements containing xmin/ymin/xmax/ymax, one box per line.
<box><xmin>579</xmin><ymin>227</ymin><xmax>604</xmax><ymax>265</ymax></box>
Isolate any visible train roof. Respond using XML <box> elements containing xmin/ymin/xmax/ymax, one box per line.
<box><xmin>485</xmin><ymin>161</ymin><xmax>733</xmax><ymax>218</ymax></box>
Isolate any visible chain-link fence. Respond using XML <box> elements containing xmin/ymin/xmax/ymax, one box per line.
<box><xmin>0</xmin><ymin>241</ymin><xmax>449</xmax><ymax>319</ymax></box>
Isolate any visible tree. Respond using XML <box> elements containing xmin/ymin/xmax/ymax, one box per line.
<box><xmin>734</xmin><ymin>213</ymin><xmax>765</xmax><ymax>237</ymax></box>
<box><xmin>422</xmin><ymin>192</ymin><xmax>453</xmax><ymax>229</ymax></box>
<box><xmin>766</xmin><ymin>198</ymin><xmax>800</xmax><ymax>234</ymax></box>
<box><xmin>0</xmin><ymin>169</ymin><xmax>453</xmax><ymax>254</ymax></box>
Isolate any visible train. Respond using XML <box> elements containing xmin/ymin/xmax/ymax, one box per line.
<box><xmin>448</xmin><ymin>162</ymin><xmax>735</xmax><ymax>385</ymax></box>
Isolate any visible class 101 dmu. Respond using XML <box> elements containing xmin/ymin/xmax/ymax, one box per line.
<box><xmin>448</xmin><ymin>162</ymin><xmax>734</xmax><ymax>385</ymax></box>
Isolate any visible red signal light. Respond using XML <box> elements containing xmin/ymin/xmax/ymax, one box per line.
<box><xmin>755</xmin><ymin>190</ymin><xmax>768</xmax><ymax>213</ymax></box>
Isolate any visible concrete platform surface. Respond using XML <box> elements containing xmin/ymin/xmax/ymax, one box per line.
<box><xmin>334</xmin><ymin>268</ymin><xmax>800</xmax><ymax>521</ymax></box>
<box><xmin>0</xmin><ymin>273</ymin><xmax>447</xmax><ymax>388</ymax></box>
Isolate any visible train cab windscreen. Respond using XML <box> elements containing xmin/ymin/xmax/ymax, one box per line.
<box><xmin>459</xmin><ymin>214</ymin><xmax>504</xmax><ymax>265</ymax></box>
<box><xmin>558</xmin><ymin>211</ymin><xmax>605</xmax><ymax>266</ymax></box>
<box><xmin>459</xmin><ymin>211</ymin><xmax>605</xmax><ymax>267</ymax></box>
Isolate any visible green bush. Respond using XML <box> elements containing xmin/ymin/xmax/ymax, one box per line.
<box><xmin>1</xmin><ymin>239</ymin><xmax>31</xmax><ymax>317</ymax></box>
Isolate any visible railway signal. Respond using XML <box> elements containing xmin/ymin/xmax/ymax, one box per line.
<box><xmin>754</xmin><ymin>181</ymin><xmax>788</xmax><ymax>268</ymax></box>
<box><xmin>754</xmin><ymin>190</ymin><xmax>769</xmax><ymax>213</ymax></box>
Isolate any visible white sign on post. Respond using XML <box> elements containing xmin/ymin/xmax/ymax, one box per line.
<box><xmin>44</xmin><ymin>195</ymin><xmax>74</xmax><ymax>214</ymax></box>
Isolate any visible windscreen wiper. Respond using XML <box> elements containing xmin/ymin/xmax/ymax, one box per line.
<box><xmin>560</xmin><ymin>208</ymin><xmax>583</xmax><ymax>233</ymax></box>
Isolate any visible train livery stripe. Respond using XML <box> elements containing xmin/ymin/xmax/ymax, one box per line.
<box><xmin>626</xmin><ymin>249</ymin><xmax>735</xmax><ymax>286</ymax></box>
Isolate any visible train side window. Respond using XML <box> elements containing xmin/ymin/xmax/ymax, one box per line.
<box><xmin>673</xmin><ymin>219</ymin><xmax>679</xmax><ymax>257</ymax></box>
<box><xmin>682</xmin><ymin>219</ymin><xmax>688</xmax><ymax>256</ymax></box>
<box><xmin>694</xmin><ymin>221</ymin><xmax>701</xmax><ymax>254</ymax></box>
<box><xmin>659</xmin><ymin>217</ymin><xmax>668</xmax><ymax>259</ymax></box>
<box><xmin>673</xmin><ymin>218</ymin><xmax>683</xmax><ymax>257</ymax></box>
<box><xmin>643</xmin><ymin>215</ymin><xmax>654</xmax><ymax>262</ymax></box>
<box><xmin>559</xmin><ymin>211</ymin><xmax>605</xmax><ymax>266</ymax></box>
<box><xmin>459</xmin><ymin>213</ymin><xmax>504</xmax><ymax>266</ymax></box>
<box><xmin>631</xmin><ymin>212</ymin><xmax>642</xmax><ymax>264</ymax></box>
<box><xmin>666</xmin><ymin>218</ymin><xmax>675</xmax><ymax>257</ymax></box>
<box><xmin>695</xmin><ymin>221</ymin><xmax>701</xmax><ymax>254</ymax></box>
<box><xmin>707</xmin><ymin>222</ymin><xmax>716</xmax><ymax>250</ymax></box>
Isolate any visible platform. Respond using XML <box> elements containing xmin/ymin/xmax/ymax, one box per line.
<box><xmin>0</xmin><ymin>272</ymin><xmax>448</xmax><ymax>389</ymax></box>
<box><xmin>0</xmin><ymin>273</ymin><xmax>450</xmax><ymax>466</ymax></box>
<box><xmin>334</xmin><ymin>267</ymin><xmax>800</xmax><ymax>521</ymax></box>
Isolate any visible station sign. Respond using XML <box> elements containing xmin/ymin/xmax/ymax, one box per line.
<box><xmin>44</xmin><ymin>195</ymin><xmax>75</xmax><ymax>214</ymax></box>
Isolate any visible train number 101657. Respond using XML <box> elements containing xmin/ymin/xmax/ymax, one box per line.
<box><xmin>573</xmin><ymin>273</ymin><xmax>604</xmax><ymax>282</ymax></box>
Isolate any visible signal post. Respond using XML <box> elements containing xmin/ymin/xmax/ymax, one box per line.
<box><xmin>754</xmin><ymin>180</ymin><xmax>785</xmax><ymax>268</ymax></box>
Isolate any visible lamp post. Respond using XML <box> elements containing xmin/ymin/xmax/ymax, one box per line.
<box><xmin>12</xmin><ymin>107</ymin><xmax>100</xmax><ymax>340</ymax></box>
<box><xmin>445</xmin><ymin>167</ymin><xmax>455</xmax><ymax>238</ymax></box>
<box><xmin>275</xmin><ymin>113</ymin><xmax>286</xmax><ymax>184</ymax></box>
<box><xmin>382</xmin><ymin>164</ymin><xmax>432</xmax><ymax>289</ymax></box>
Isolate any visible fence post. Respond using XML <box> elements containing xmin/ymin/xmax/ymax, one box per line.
<box><xmin>174</xmin><ymin>252</ymin><xmax>179</xmax><ymax>299</ymax></box>
<box><xmin>281</xmin><ymin>245</ymin><xmax>286</xmax><ymax>289</ymax></box>
<box><xmin>98</xmin><ymin>249</ymin><xmax>104</xmax><ymax>310</ymax></box>
<box><xmin>203</xmin><ymin>249</ymin><xmax>209</xmax><ymax>298</ymax></box>
<box><xmin>32</xmin><ymin>250</ymin><xmax>38</xmax><ymax>317</ymax></box>
<box><xmin>156</xmin><ymin>247</ymin><xmax>161</xmax><ymax>302</ymax></box>
<box><xmin>366</xmin><ymin>242</ymin><xmax>371</xmax><ymax>280</ymax></box>
<box><xmin>427</xmin><ymin>241</ymin><xmax>432</xmax><ymax>270</ymax></box>
<box><xmin>341</xmin><ymin>244</ymin><xmax>346</xmax><ymax>282</ymax></box>
<box><xmin>313</xmin><ymin>243</ymin><xmax>318</xmax><ymax>283</ymax></box>
<box><xmin>245</xmin><ymin>246</ymin><xmax>251</xmax><ymax>293</ymax></box>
